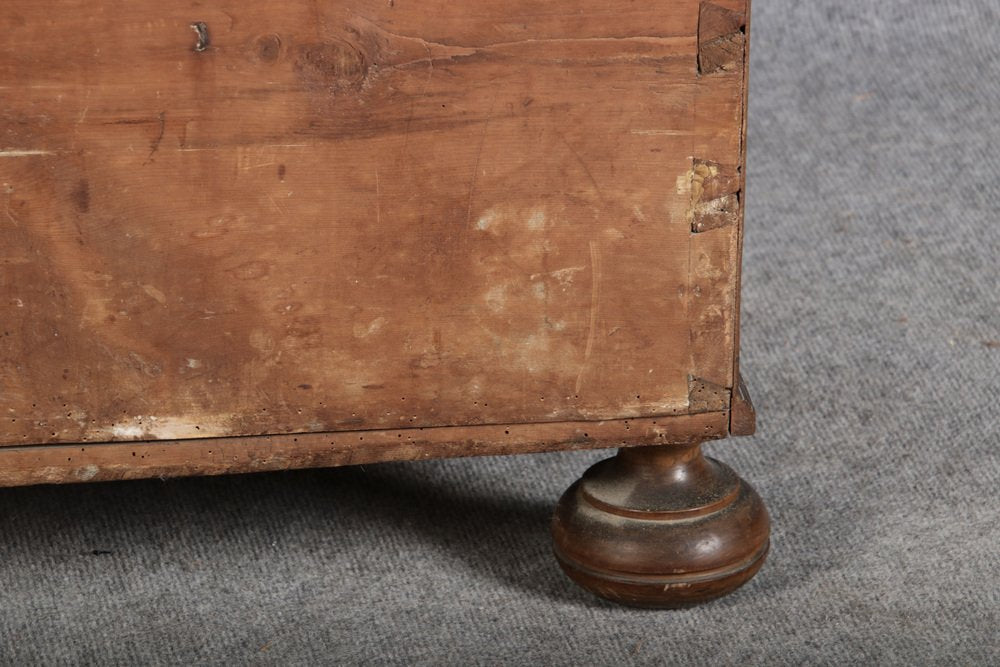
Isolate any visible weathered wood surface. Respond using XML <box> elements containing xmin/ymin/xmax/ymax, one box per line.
<box><xmin>0</xmin><ymin>0</ymin><xmax>749</xmax><ymax>471</ymax></box>
<box><xmin>0</xmin><ymin>412</ymin><xmax>728</xmax><ymax>486</ymax></box>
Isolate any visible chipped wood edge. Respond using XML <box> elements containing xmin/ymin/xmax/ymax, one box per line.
<box><xmin>0</xmin><ymin>412</ymin><xmax>729</xmax><ymax>488</ymax></box>
<box><xmin>729</xmin><ymin>373</ymin><xmax>756</xmax><ymax>436</ymax></box>
<box><xmin>689</xmin><ymin>158</ymin><xmax>741</xmax><ymax>233</ymax></box>
<box><xmin>697</xmin><ymin>1</ymin><xmax>747</xmax><ymax>75</ymax></box>
<box><xmin>688</xmin><ymin>376</ymin><xmax>731</xmax><ymax>413</ymax></box>
<box><xmin>731</xmin><ymin>0</ymin><xmax>752</xmax><ymax>429</ymax></box>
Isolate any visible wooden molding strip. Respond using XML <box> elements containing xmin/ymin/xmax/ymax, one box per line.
<box><xmin>0</xmin><ymin>412</ymin><xmax>729</xmax><ymax>488</ymax></box>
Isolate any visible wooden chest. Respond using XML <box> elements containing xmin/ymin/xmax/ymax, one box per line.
<box><xmin>0</xmin><ymin>0</ymin><xmax>768</xmax><ymax>607</ymax></box>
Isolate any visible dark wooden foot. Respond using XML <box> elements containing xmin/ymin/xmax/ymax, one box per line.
<box><xmin>552</xmin><ymin>442</ymin><xmax>770</xmax><ymax>608</ymax></box>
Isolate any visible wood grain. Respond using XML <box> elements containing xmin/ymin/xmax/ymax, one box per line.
<box><xmin>0</xmin><ymin>412</ymin><xmax>727</xmax><ymax>487</ymax></box>
<box><xmin>553</xmin><ymin>441</ymin><xmax>769</xmax><ymax>607</ymax></box>
<box><xmin>0</xmin><ymin>0</ymin><xmax>749</xmax><ymax>463</ymax></box>
<box><xmin>729</xmin><ymin>373</ymin><xmax>756</xmax><ymax>436</ymax></box>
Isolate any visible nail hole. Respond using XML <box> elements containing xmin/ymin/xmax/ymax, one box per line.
<box><xmin>190</xmin><ymin>22</ymin><xmax>210</xmax><ymax>52</ymax></box>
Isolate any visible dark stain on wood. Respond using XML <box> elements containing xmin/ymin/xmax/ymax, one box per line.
<box><xmin>71</xmin><ymin>179</ymin><xmax>89</xmax><ymax>213</ymax></box>
<box><xmin>293</xmin><ymin>40</ymin><xmax>369</xmax><ymax>89</ymax></box>
<box><xmin>254</xmin><ymin>34</ymin><xmax>283</xmax><ymax>64</ymax></box>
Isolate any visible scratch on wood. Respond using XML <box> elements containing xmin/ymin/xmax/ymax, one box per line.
<box><xmin>558</xmin><ymin>132</ymin><xmax>606</xmax><ymax>204</ymax></box>
<box><xmin>400</xmin><ymin>42</ymin><xmax>436</xmax><ymax>157</ymax></box>
<box><xmin>575</xmin><ymin>240</ymin><xmax>602</xmax><ymax>394</ymax></box>
<box><xmin>375</xmin><ymin>168</ymin><xmax>382</xmax><ymax>226</ymax></box>
<box><xmin>177</xmin><ymin>144</ymin><xmax>308</xmax><ymax>152</ymax></box>
<box><xmin>266</xmin><ymin>193</ymin><xmax>285</xmax><ymax>216</ymax></box>
<box><xmin>530</xmin><ymin>266</ymin><xmax>586</xmax><ymax>284</ymax></box>
<box><xmin>4</xmin><ymin>194</ymin><xmax>18</xmax><ymax>226</ymax></box>
<box><xmin>105</xmin><ymin>118</ymin><xmax>158</xmax><ymax>125</ymax></box>
<box><xmin>465</xmin><ymin>96</ymin><xmax>496</xmax><ymax>226</ymax></box>
<box><xmin>354</xmin><ymin>18</ymin><xmax>693</xmax><ymax>61</ymax></box>
<box><xmin>0</xmin><ymin>150</ymin><xmax>53</xmax><ymax>157</ymax></box>
<box><xmin>630</xmin><ymin>129</ymin><xmax>692</xmax><ymax>136</ymax></box>
<box><xmin>422</xmin><ymin>42</ymin><xmax>434</xmax><ymax>84</ymax></box>
<box><xmin>0</xmin><ymin>4</ymin><xmax>750</xmax><ymax>452</ymax></box>
<box><xmin>144</xmin><ymin>112</ymin><xmax>166</xmax><ymax>165</ymax></box>
<box><xmin>141</xmin><ymin>284</ymin><xmax>168</xmax><ymax>305</ymax></box>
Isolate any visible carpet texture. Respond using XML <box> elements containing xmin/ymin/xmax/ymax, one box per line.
<box><xmin>1</xmin><ymin>0</ymin><xmax>998</xmax><ymax>663</ymax></box>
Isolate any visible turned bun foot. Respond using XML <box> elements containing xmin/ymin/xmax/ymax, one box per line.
<box><xmin>552</xmin><ymin>442</ymin><xmax>770</xmax><ymax>608</ymax></box>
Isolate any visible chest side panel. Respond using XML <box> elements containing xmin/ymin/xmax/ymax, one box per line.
<box><xmin>0</xmin><ymin>0</ymin><xmax>747</xmax><ymax>445</ymax></box>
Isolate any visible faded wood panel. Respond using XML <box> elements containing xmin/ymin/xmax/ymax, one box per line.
<box><xmin>0</xmin><ymin>0</ymin><xmax>747</xmax><ymax>446</ymax></box>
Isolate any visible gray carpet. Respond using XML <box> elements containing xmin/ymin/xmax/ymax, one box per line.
<box><xmin>2</xmin><ymin>0</ymin><xmax>998</xmax><ymax>663</ymax></box>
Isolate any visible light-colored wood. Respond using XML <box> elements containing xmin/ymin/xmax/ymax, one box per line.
<box><xmin>0</xmin><ymin>0</ymin><xmax>749</xmax><ymax>484</ymax></box>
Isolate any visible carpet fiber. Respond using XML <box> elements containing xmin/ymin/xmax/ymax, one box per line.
<box><xmin>1</xmin><ymin>0</ymin><xmax>998</xmax><ymax>663</ymax></box>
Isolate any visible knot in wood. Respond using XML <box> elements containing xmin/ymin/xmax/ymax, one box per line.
<box><xmin>294</xmin><ymin>40</ymin><xmax>368</xmax><ymax>89</ymax></box>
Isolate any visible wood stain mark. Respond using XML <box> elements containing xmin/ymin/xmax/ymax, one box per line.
<box><xmin>293</xmin><ymin>41</ymin><xmax>368</xmax><ymax>88</ymax></box>
<box><xmin>72</xmin><ymin>180</ymin><xmax>90</xmax><ymax>213</ymax></box>
<box><xmin>254</xmin><ymin>34</ymin><xmax>282</xmax><ymax>64</ymax></box>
